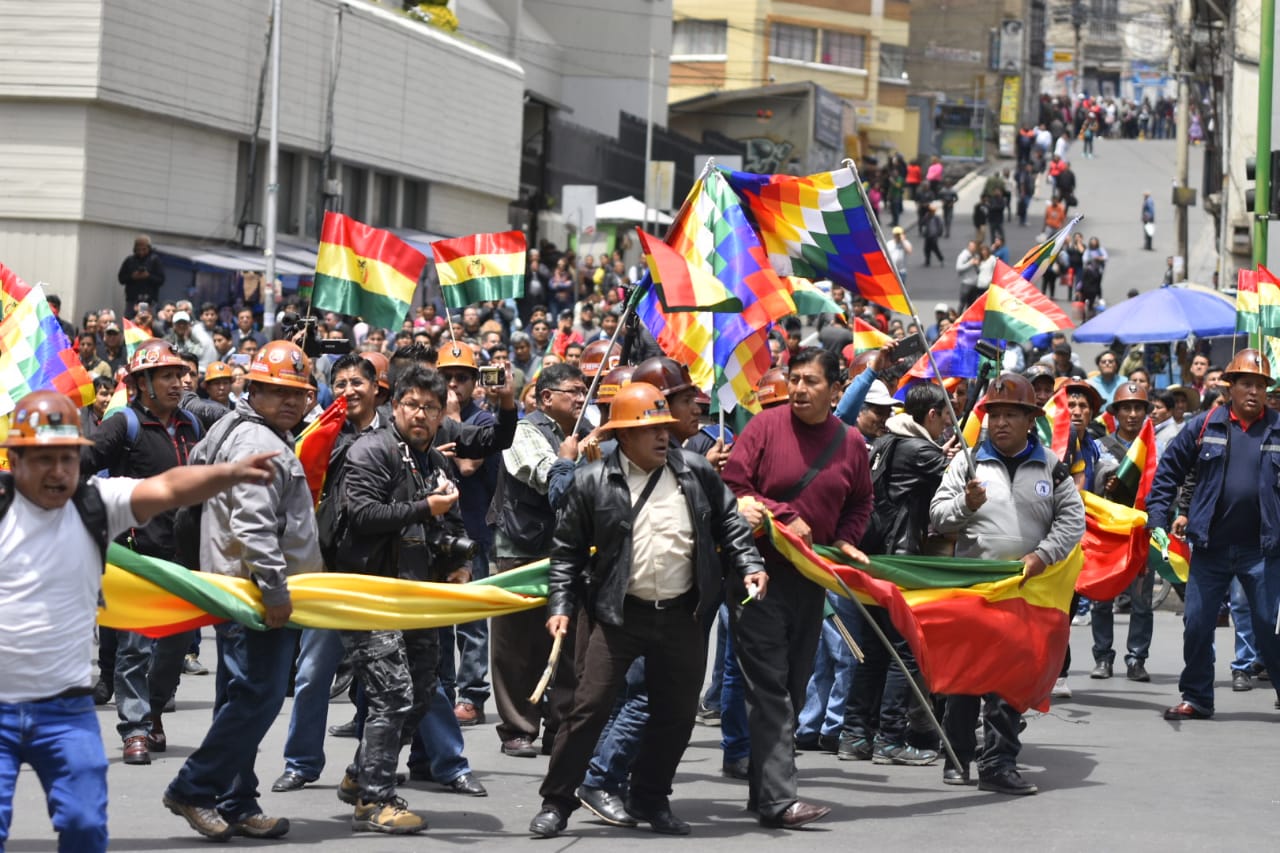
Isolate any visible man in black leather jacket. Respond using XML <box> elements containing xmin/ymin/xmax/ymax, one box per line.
<box><xmin>528</xmin><ymin>382</ymin><xmax>766</xmax><ymax>839</ymax></box>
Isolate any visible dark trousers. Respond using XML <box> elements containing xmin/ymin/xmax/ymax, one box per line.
<box><xmin>729</xmin><ymin>563</ymin><xmax>824</xmax><ymax>820</ymax></box>
<box><xmin>941</xmin><ymin>693</ymin><xmax>1021</xmax><ymax>775</ymax></box>
<box><xmin>539</xmin><ymin>598</ymin><xmax>704</xmax><ymax>814</ymax></box>
<box><xmin>923</xmin><ymin>237</ymin><xmax>944</xmax><ymax>265</ymax></box>
<box><xmin>491</xmin><ymin>557</ymin><xmax>575</xmax><ymax>744</ymax></box>
<box><xmin>843</xmin><ymin>607</ymin><xmax>921</xmax><ymax>746</ymax></box>
<box><xmin>340</xmin><ymin>628</ymin><xmax>437</xmax><ymax>804</ymax></box>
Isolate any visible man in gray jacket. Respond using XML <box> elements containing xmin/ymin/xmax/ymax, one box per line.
<box><xmin>163</xmin><ymin>340</ymin><xmax>322</xmax><ymax>842</ymax></box>
<box><xmin>930</xmin><ymin>373</ymin><xmax>1084</xmax><ymax>796</ymax></box>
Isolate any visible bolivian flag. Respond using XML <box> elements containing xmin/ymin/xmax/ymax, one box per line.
<box><xmin>981</xmin><ymin>260</ymin><xmax>1073</xmax><ymax>342</ymax></box>
<box><xmin>121</xmin><ymin>317</ymin><xmax>150</xmax><ymax>359</ymax></box>
<box><xmin>760</xmin><ymin>511</ymin><xmax>1082</xmax><ymax>713</ymax></box>
<box><xmin>637</xmin><ymin>228</ymin><xmax>741</xmax><ymax>312</ymax></box>
<box><xmin>431</xmin><ymin>230</ymin><xmax>526</xmax><ymax>310</ymax></box>
<box><xmin>784</xmin><ymin>276</ymin><xmax>843</xmax><ymax>317</ymax></box>
<box><xmin>1079</xmin><ymin>491</ymin><xmax>1150</xmax><ymax>601</ymax></box>
<box><xmin>0</xmin><ymin>262</ymin><xmax>32</xmax><ymax>321</ymax></box>
<box><xmin>313</xmin><ymin>212</ymin><xmax>427</xmax><ymax>331</ymax></box>
<box><xmin>295</xmin><ymin>396</ymin><xmax>347</xmax><ymax>506</ymax></box>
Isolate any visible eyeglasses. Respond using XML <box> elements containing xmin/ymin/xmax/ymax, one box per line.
<box><xmin>398</xmin><ymin>400</ymin><xmax>443</xmax><ymax>417</ymax></box>
<box><xmin>547</xmin><ymin>387</ymin><xmax>588</xmax><ymax>399</ymax></box>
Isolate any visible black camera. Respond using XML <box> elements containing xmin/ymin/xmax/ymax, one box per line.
<box><xmin>280</xmin><ymin>311</ymin><xmax>351</xmax><ymax>359</ymax></box>
<box><xmin>426</xmin><ymin>529</ymin><xmax>479</xmax><ymax>563</ymax></box>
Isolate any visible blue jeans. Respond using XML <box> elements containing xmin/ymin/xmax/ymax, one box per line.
<box><xmin>719</xmin><ymin>609</ymin><xmax>750</xmax><ymax>764</ymax></box>
<box><xmin>1091</xmin><ymin>569</ymin><xmax>1155</xmax><ymax>665</ymax></box>
<box><xmin>281</xmin><ymin>628</ymin><xmax>345</xmax><ymax>779</ymax></box>
<box><xmin>114</xmin><ymin>628</ymin><xmax>192</xmax><ymax>739</ymax></box>
<box><xmin>1229</xmin><ymin>578</ymin><xmax>1260</xmax><ymax>672</ymax></box>
<box><xmin>0</xmin><ymin>695</ymin><xmax>108</xmax><ymax>852</ymax></box>
<box><xmin>406</xmin><ymin>629</ymin><xmax>471</xmax><ymax>785</ymax></box>
<box><xmin>1179</xmin><ymin>545</ymin><xmax>1280</xmax><ymax>713</ymax></box>
<box><xmin>797</xmin><ymin>593</ymin><xmax>857</xmax><ymax>740</ymax></box>
<box><xmin>166</xmin><ymin>624</ymin><xmax>298</xmax><ymax>823</ymax></box>
<box><xmin>582</xmin><ymin>658</ymin><xmax>647</xmax><ymax>792</ymax></box>
<box><xmin>701</xmin><ymin>607</ymin><xmax>728</xmax><ymax>712</ymax></box>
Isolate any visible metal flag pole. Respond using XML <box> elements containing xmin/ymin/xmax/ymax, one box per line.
<box><xmin>842</xmin><ymin>158</ymin><xmax>976</xmax><ymax>475</ymax></box>
<box><xmin>262</xmin><ymin>0</ymin><xmax>282</xmax><ymax>330</ymax></box>
<box><xmin>827</xmin><ymin>570</ymin><xmax>962</xmax><ymax>773</ymax></box>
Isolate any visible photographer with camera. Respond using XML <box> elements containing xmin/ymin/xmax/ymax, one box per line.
<box><xmin>328</xmin><ymin>365</ymin><xmax>476</xmax><ymax>834</ymax></box>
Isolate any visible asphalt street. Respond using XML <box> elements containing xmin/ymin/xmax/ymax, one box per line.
<box><xmin>8</xmin><ymin>609</ymin><xmax>1278</xmax><ymax>851</ymax></box>
<box><xmin>8</xmin><ymin>141</ymin><xmax>1258</xmax><ymax>852</ymax></box>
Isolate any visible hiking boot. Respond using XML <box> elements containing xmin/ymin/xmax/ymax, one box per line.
<box><xmin>871</xmin><ymin>742</ymin><xmax>938</xmax><ymax>766</ymax></box>
<box><xmin>163</xmin><ymin>794</ymin><xmax>234</xmax><ymax>841</ymax></box>
<box><xmin>352</xmin><ymin>797</ymin><xmax>428</xmax><ymax>834</ymax></box>
<box><xmin>836</xmin><ymin>735</ymin><xmax>872</xmax><ymax>761</ymax></box>
<box><xmin>232</xmin><ymin>813</ymin><xmax>290</xmax><ymax>839</ymax></box>
<box><xmin>337</xmin><ymin>773</ymin><xmax>361</xmax><ymax>805</ymax></box>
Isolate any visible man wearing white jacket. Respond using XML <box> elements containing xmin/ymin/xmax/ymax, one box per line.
<box><xmin>929</xmin><ymin>373</ymin><xmax>1085</xmax><ymax>796</ymax></box>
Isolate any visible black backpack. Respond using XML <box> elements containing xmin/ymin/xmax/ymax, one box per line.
<box><xmin>859</xmin><ymin>434</ymin><xmax>903</xmax><ymax>555</ymax></box>
<box><xmin>0</xmin><ymin>471</ymin><xmax>109</xmax><ymax>567</ymax></box>
<box><xmin>171</xmin><ymin>414</ymin><xmax>247</xmax><ymax>570</ymax></box>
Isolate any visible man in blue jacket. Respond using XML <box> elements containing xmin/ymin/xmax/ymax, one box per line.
<box><xmin>1146</xmin><ymin>349</ymin><xmax>1280</xmax><ymax>720</ymax></box>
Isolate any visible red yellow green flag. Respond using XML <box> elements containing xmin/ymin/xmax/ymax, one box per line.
<box><xmin>759</xmin><ymin>512</ymin><xmax>1082</xmax><ymax>712</ymax></box>
<box><xmin>784</xmin><ymin>276</ymin><xmax>844</xmax><ymax>317</ymax></box>
<box><xmin>295</xmin><ymin>396</ymin><xmax>347</xmax><ymax>506</ymax></box>
<box><xmin>982</xmin><ymin>260</ymin><xmax>1074</xmax><ymax>342</ymax></box>
<box><xmin>1078</xmin><ymin>491</ymin><xmax>1151</xmax><ymax>600</ymax></box>
<box><xmin>1150</xmin><ymin>534</ymin><xmax>1190</xmax><ymax>584</ymax></box>
<box><xmin>103</xmin><ymin>379</ymin><xmax>129</xmax><ymax>420</ymax></box>
<box><xmin>121</xmin><ymin>317</ymin><xmax>150</xmax><ymax>359</ymax></box>
<box><xmin>637</xmin><ymin>228</ymin><xmax>742</xmax><ymax>313</ymax></box>
<box><xmin>314</xmin><ymin>212</ymin><xmax>427</xmax><ymax>330</ymax></box>
<box><xmin>100</xmin><ymin>541</ymin><xmax>548</xmax><ymax>637</ymax></box>
<box><xmin>431</xmin><ymin>230</ymin><xmax>527</xmax><ymax>310</ymax></box>
<box><xmin>0</xmin><ymin>263</ymin><xmax>33</xmax><ymax>321</ymax></box>
<box><xmin>852</xmin><ymin>317</ymin><xmax>894</xmax><ymax>352</ymax></box>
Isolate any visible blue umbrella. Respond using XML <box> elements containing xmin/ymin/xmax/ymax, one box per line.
<box><xmin>1071</xmin><ymin>285</ymin><xmax>1239</xmax><ymax>344</ymax></box>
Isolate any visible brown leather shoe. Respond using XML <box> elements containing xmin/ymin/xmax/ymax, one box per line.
<box><xmin>123</xmin><ymin>735</ymin><xmax>151</xmax><ymax>765</ymax></box>
<box><xmin>1163</xmin><ymin>701</ymin><xmax>1212</xmax><ymax>721</ymax></box>
<box><xmin>759</xmin><ymin>801</ymin><xmax>831</xmax><ymax>829</ymax></box>
<box><xmin>146</xmin><ymin>714</ymin><xmax>166</xmax><ymax>752</ymax></box>
<box><xmin>453</xmin><ymin>701</ymin><xmax>484</xmax><ymax>726</ymax></box>
<box><xmin>501</xmin><ymin>736</ymin><xmax>538</xmax><ymax>757</ymax></box>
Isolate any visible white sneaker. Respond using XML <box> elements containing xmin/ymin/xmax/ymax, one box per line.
<box><xmin>1052</xmin><ymin>677</ymin><xmax>1072</xmax><ymax>699</ymax></box>
<box><xmin>1070</xmin><ymin>612</ymin><xmax>1091</xmax><ymax>626</ymax></box>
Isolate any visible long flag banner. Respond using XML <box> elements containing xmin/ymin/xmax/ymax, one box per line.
<box><xmin>724</xmin><ymin>166</ymin><xmax>913</xmax><ymax>316</ymax></box>
<box><xmin>431</xmin><ymin>230</ymin><xmax>527</xmax><ymax>310</ymax></box>
<box><xmin>0</xmin><ymin>281</ymin><xmax>96</xmax><ymax>415</ymax></box>
<box><xmin>0</xmin><ymin>263</ymin><xmax>33</xmax><ymax>321</ymax></box>
<box><xmin>982</xmin><ymin>260</ymin><xmax>1074</xmax><ymax>342</ymax></box>
<box><xmin>760</xmin><ymin>513</ymin><xmax>1082</xmax><ymax>713</ymax></box>
<box><xmin>314</xmin><ymin>212</ymin><xmax>426</xmax><ymax>331</ymax></box>
<box><xmin>1079</xmin><ymin>491</ymin><xmax>1151</xmax><ymax>601</ymax></box>
<box><xmin>1014</xmin><ymin>215</ymin><xmax>1082</xmax><ymax>287</ymax></box>
<box><xmin>295</xmin><ymin>396</ymin><xmax>348</xmax><ymax>506</ymax></box>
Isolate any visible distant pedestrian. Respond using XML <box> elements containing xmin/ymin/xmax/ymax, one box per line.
<box><xmin>1141</xmin><ymin>191</ymin><xmax>1156</xmax><ymax>251</ymax></box>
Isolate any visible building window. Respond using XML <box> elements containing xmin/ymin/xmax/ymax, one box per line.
<box><xmin>373</xmin><ymin>173</ymin><xmax>396</xmax><ymax>228</ymax></box>
<box><xmin>822</xmin><ymin>30</ymin><xmax>866</xmax><ymax>70</ymax></box>
<box><xmin>879</xmin><ymin>43</ymin><xmax>907</xmax><ymax>80</ymax></box>
<box><xmin>673</xmin><ymin>19</ymin><xmax>727</xmax><ymax>56</ymax></box>
<box><xmin>769</xmin><ymin>23</ymin><xmax>816</xmax><ymax>62</ymax></box>
<box><xmin>1089</xmin><ymin>0</ymin><xmax>1118</xmax><ymax>35</ymax></box>
<box><xmin>402</xmin><ymin>180</ymin><xmax>428</xmax><ymax>231</ymax></box>
<box><xmin>339</xmin><ymin>164</ymin><xmax>368</xmax><ymax>220</ymax></box>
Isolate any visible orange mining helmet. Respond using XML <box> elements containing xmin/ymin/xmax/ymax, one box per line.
<box><xmin>1222</xmin><ymin>348</ymin><xmax>1274</xmax><ymax>387</ymax></box>
<box><xmin>360</xmin><ymin>351</ymin><xmax>392</xmax><ymax>391</ymax></box>
<box><xmin>579</xmin><ymin>339</ymin><xmax>622</xmax><ymax>379</ymax></box>
<box><xmin>435</xmin><ymin>344</ymin><xmax>478</xmax><ymax>373</ymax></box>
<box><xmin>128</xmin><ymin>339</ymin><xmax>187</xmax><ymax>375</ymax></box>
<box><xmin>978</xmin><ymin>372</ymin><xmax>1045</xmax><ymax>417</ymax></box>
<box><xmin>631</xmin><ymin>356</ymin><xmax>695</xmax><ymax>396</ymax></box>
<box><xmin>594</xmin><ymin>365</ymin><xmax>636</xmax><ymax>405</ymax></box>
<box><xmin>247</xmin><ymin>340</ymin><xmax>313</xmax><ymax>391</ymax></box>
<box><xmin>204</xmin><ymin>361</ymin><xmax>234</xmax><ymax>383</ymax></box>
<box><xmin>602</xmin><ymin>382</ymin><xmax>679</xmax><ymax>431</ymax></box>
<box><xmin>756</xmin><ymin>367</ymin><xmax>790</xmax><ymax>408</ymax></box>
<box><xmin>1060</xmin><ymin>379</ymin><xmax>1104</xmax><ymax>414</ymax></box>
<box><xmin>2</xmin><ymin>390</ymin><xmax>93</xmax><ymax>448</ymax></box>
<box><xmin>1107</xmin><ymin>381</ymin><xmax>1152</xmax><ymax>414</ymax></box>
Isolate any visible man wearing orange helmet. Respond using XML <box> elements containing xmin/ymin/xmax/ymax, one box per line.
<box><xmin>529</xmin><ymin>382</ymin><xmax>766</xmax><ymax>839</ymax></box>
<box><xmin>83</xmin><ymin>338</ymin><xmax>208</xmax><ymax>765</ymax></box>
<box><xmin>0</xmin><ymin>389</ymin><xmax>276</xmax><ymax>853</ymax></box>
<box><xmin>1148</xmin><ymin>349</ymin><xmax>1280</xmax><ymax>720</ymax></box>
<box><xmin>1091</xmin><ymin>382</ymin><xmax>1157</xmax><ymax>683</ymax></box>
<box><xmin>931</xmin><ymin>373</ymin><xmax>1085</xmax><ymax>795</ymax></box>
<box><xmin>163</xmin><ymin>340</ymin><xmax>323</xmax><ymax>841</ymax></box>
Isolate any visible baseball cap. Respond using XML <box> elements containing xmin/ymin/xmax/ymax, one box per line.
<box><xmin>892</xmin><ymin>226</ymin><xmax>905</xmax><ymax>235</ymax></box>
<box><xmin>103</xmin><ymin>322</ymin><xmax>121</xmax><ymax>333</ymax></box>
<box><xmin>173</xmin><ymin>310</ymin><xmax>192</xmax><ymax>324</ymax></box>
<box><xmin>934</xmin><ymin>302</ymin><xmax>949</xmax><ymax>314</ymax></box>
<box><xmin>864</xmin><ymin>380</ymin><xmax>898</xmax><ymax>408</ymax></box>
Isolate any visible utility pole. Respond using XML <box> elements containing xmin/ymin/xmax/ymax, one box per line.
<box><xmin>1071</xmin><ymin>0</ymin><xmax>1084</xmax><ymax>97</ymax></box>
<box><xmin>262</xmin><ymin>0</ymin><xmax>281</xmax><ymax>329</ymax></box>
<box><xmin>1173</xmin><ymin>0</ymin><xmax>1191</xmax><ymax>282</ymax></box>
<box><xmin>1255</xmin><ymin>0</ymin><xmax>1275</xmax><ymax>266</ymax></box>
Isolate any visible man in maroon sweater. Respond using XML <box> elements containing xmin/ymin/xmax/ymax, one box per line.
<box><xmin>723</xmin><ymin>347</ymin><xmax>873</xmax><ymax>829</ymax></box>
